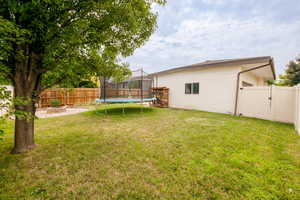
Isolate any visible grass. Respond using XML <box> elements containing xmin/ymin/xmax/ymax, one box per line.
<box><xmin>0</xmin><ymin>104</ymin><xmax>300</xmax><ymax>200</ymax></box>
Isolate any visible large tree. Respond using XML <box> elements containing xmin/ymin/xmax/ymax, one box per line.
<box><xmin>277</xmin><ymin>56</ymin><xmax>300</xmax><ymax>86</ymax></box>
<box><xmin>0</xmin><ymin>0</ymin><xmax>165</xmax><ymax>153</ymax></box>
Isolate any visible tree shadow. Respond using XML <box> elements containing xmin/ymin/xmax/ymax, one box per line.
<box><xmin>91</xmin><ymin>105</ymin><xmax>155</xmax><ymax>117</ymax></box>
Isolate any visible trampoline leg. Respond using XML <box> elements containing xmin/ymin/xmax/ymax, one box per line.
<box><xmin>104</xmin><ymin>103</ymin><xmax>108</xmax><ymax>114</ymax></box>
<box><xmin>122</xmin><ymin>104</ymin><xmax>125</xmax><ymax>115</ymax></box>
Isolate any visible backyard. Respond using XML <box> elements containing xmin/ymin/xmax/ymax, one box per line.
<box><xmin>0</xmin><ymin>105</ymin><xmax>300</xmax><ymax>199</ymax></box>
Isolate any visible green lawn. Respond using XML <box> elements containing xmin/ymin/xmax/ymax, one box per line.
<box><xmin>1</xmin><ymin>105</ymin><xmax>300</xmax><ymax>200</ymax></box>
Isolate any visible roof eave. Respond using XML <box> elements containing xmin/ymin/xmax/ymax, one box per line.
<box><xmin>150</xmin><ymin>56</ymin><xmax>273</xmax><ymax>76</ymax></box>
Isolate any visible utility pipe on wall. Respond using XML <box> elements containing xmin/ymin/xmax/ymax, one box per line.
<box><xmin>234</xmin><ymin>61</ymin><xmax>274</xmax><ymax>116</ymax></box>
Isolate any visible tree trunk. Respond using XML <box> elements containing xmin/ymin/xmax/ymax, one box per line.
<box><xmin>11</xmin><ymin>48</ymin><xmax>41</xmax><ymax>154</ymax></box>
<box><xmin>11</xmin><ymin>94</ymin><xmax>37</xmax><ymax>154</ymax></box>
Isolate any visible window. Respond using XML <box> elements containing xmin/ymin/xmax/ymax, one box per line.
<box><xmin>193</xmin><ymin>82</ymin><xmax>199</xmax><ymax>94</ymax></box>
<box><xmin>185</xmin><ymin>82</ymin><xmax>199</xmax><ymax>94</ymax></box>
<box><xmin>185</xmin><ymin>83</ymin><xmax>192</xmax><ymax>94</ymax></box>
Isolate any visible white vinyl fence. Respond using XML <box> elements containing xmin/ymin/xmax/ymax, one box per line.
<box><xmin>294</xmin><ymin>85</ymin><xmax>300</xmax><ymax>134</ymax></box>
<box><xmin>237</xmin><ymin>85</ymin><xmax>300</xmax><ymax>135</ymax></box>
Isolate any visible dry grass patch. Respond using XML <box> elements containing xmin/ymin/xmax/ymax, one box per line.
<box><xmin>0</xmin><ymin>104</ymin><xmax>300</xmax><ymax>199</ymax></box>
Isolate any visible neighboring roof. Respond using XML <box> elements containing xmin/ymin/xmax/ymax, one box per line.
<box><xmin>151</xmin><ymin>56</ymin><xmax>276</xmax><ymax>79</ymax></box>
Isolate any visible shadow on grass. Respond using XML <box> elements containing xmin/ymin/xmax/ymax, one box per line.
<box><xmin>91</xmin><ymin>105</ymin><xmax>155</xmax><ymax>117</ymax></box>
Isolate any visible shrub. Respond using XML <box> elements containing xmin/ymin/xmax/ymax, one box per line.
<box><xmin>49</xmin><ymin>99</ymin><xmax>61</xmax><ymax>107</ymax></box>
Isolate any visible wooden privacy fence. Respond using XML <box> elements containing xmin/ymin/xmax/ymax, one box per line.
<box><xmin>39</xmin><ymin>88</ymin><xmax>100</xmax><ymax>107</ymax></box>
<box><xmin>105</xmin><ymin>88</ymin><xmax>151</xmax><ymax>98</ymax></box>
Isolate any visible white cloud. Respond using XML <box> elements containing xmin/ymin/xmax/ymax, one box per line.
<box><xmin>200</xmin><ymin>0</ymin><xmax>226</xmax><ymax>5</ymax></box>
<box><xmin>200</xmin><ymin>0</ymin><xmax>242</xmax><ymax>5</ymax></box>
<box><xmin>126</xmin><ymin>1</ymin><xmax>300</xmax><ymax>75</ymax></box>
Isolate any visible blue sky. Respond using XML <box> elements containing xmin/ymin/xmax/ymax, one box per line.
<box><xmin>125</xmin><ymin>0</ymin><xmax>300</xmax><ymax>75</ymax></box>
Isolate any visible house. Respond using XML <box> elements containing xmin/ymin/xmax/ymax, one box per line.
<box><xmin>151</xmin><ymin>56</ymin><xmax>276</xmax><ymax>114</ymax></box>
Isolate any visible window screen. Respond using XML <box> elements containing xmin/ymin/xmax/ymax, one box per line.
<box><xmin>185</xmin><ymin>83</ymin><xmax>192</xmax><ymax>94</ymax></box>
<box><xmin>193</xmin><ymin>83</ymin><xmax>199</xmax><ymax>94</ymax></box>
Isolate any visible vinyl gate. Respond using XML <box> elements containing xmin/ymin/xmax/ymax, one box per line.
<box><xmin>238</xmin><ymin>86</ymin><xmax>295</xmax><ymax>123</ymax></box>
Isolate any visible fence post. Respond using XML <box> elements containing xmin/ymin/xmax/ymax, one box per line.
<box><xmin>270</xmin><ymin>85</ymin><xmax>275</xmax><ymax>122</ymax></box>
<box><xmin>294</xmin><ymin>85</ymin><xmax>300</xmax><ymax>135</ymax></box>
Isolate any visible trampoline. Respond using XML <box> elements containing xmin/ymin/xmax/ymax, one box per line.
<box><xmin>96</xmin><ymin>97</ymin><xmax>156</xmax><ymax>104</ymax></box>
<box><xmin>96</xmin><ymin>68</ymin><xmax>156</xmax><ymax>114</ymax></box>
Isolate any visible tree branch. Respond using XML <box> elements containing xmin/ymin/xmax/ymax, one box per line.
<box><xmin>46</xmin><ymin>3</ymin><xmax>87</xmax><ymax>44</ymax></box>
<box><xmin>0</xmin><ymin>67</ymin><xmax>14</xmax><ymax>82</ymax></box>
<box><xmin>40</xmin><ymin>75</ymin><xmax>68</xmax><ymax>92</ymax></box>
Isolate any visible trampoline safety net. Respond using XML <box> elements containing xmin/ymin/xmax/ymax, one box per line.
<box><xmin>96</xmin><ymin>69</ymin><xmax>155</xmax><ymax>103</ymax></box>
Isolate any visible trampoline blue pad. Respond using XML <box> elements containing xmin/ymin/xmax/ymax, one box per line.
<box><xmin>96</xmin><ymin>97</ymin><xmax>156</xmax><ymax>103</ymax></box>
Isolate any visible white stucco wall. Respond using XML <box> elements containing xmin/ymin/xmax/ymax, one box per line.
<box><xmin>240</xmin><ymin>67</ymin><xmax>268</xmax><ymax>86</ymax></box>
<box><xmin>240</xmin><ymin>71</ymin><xmax>268</xmax><ymax>86</ymax></box>
<box><xmin>240</xmin><ymin>72</ymin><xmax>259</xmax><ymax>86</ymax></box>
<box><xmin>154</xmin><ymin>66</ymin><xmax>241</xmax><ymax>114</ymax></box>
<box><xmin>154</xmin><ymin>66</ymin><xmax>270</xmax><ymax>114</ymax></box>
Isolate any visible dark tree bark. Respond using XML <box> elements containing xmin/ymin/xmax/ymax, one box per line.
<box><xmin>11</xmin><ymin>47</ymin><xmax>42</xmax><ymax>154</ymax></box>
<box><xmin>12</xmin><ymin>104</ymin><xmax>36</xmax><ymax>153</ymax></box>
<box><xmin>11</xmin><ymin>84</ymin><xmax>37</xmax><ymax>154</ymax></box>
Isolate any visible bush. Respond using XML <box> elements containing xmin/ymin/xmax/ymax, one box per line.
<box><xmin>78</xmin><ymin>80</ymin><xmax>98</xmax><ymax>88</ymax></box>
<box><xmin>49</xmin><ymin>99</ymin><xmax>61</xmax><ymax>107</ymax></box>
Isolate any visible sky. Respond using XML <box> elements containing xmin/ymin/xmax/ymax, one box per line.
<box><xmin>125</xmin><ymin>0</ymin><xmax>300</xmax><ymax>76</ymax></box>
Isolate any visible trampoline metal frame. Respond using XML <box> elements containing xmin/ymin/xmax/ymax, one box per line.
<box><xmin>97</xmin><ymin>68</ymin><xmax>155</xmax><ymax>114</ymax></box>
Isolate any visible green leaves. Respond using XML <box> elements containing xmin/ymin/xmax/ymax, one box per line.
<box><xmin>277</xmin><ymin>55</ymin><xmax>300</xmax><ymax>86</ymax></box>
<box><xmin>0</xmin><ymin>0</ymin><xmax>165</xmax><ymax>89</ymax></box>
<box><xmin>0</xmin><ymin>17</ymin><xmax>30</xmax><ymax>81</ymax></box>
<box><xmin>0</xmin><ymin>0</ymin><xmax>165</xmax><ymax>147</ymax></box>
<box><xmin>0</xmin><ymin>86</ymin><xmax>12</xmax><ymax>112</ymax></box>
<box><xmin>0</xmin><ymin>86</ymin><xmax>12</xmax><ymax>140</ymax></box>
<box><xmin>0</xmin><ymin>86</ymin><xmax>36</xmax><ymax>123</ymax></box>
